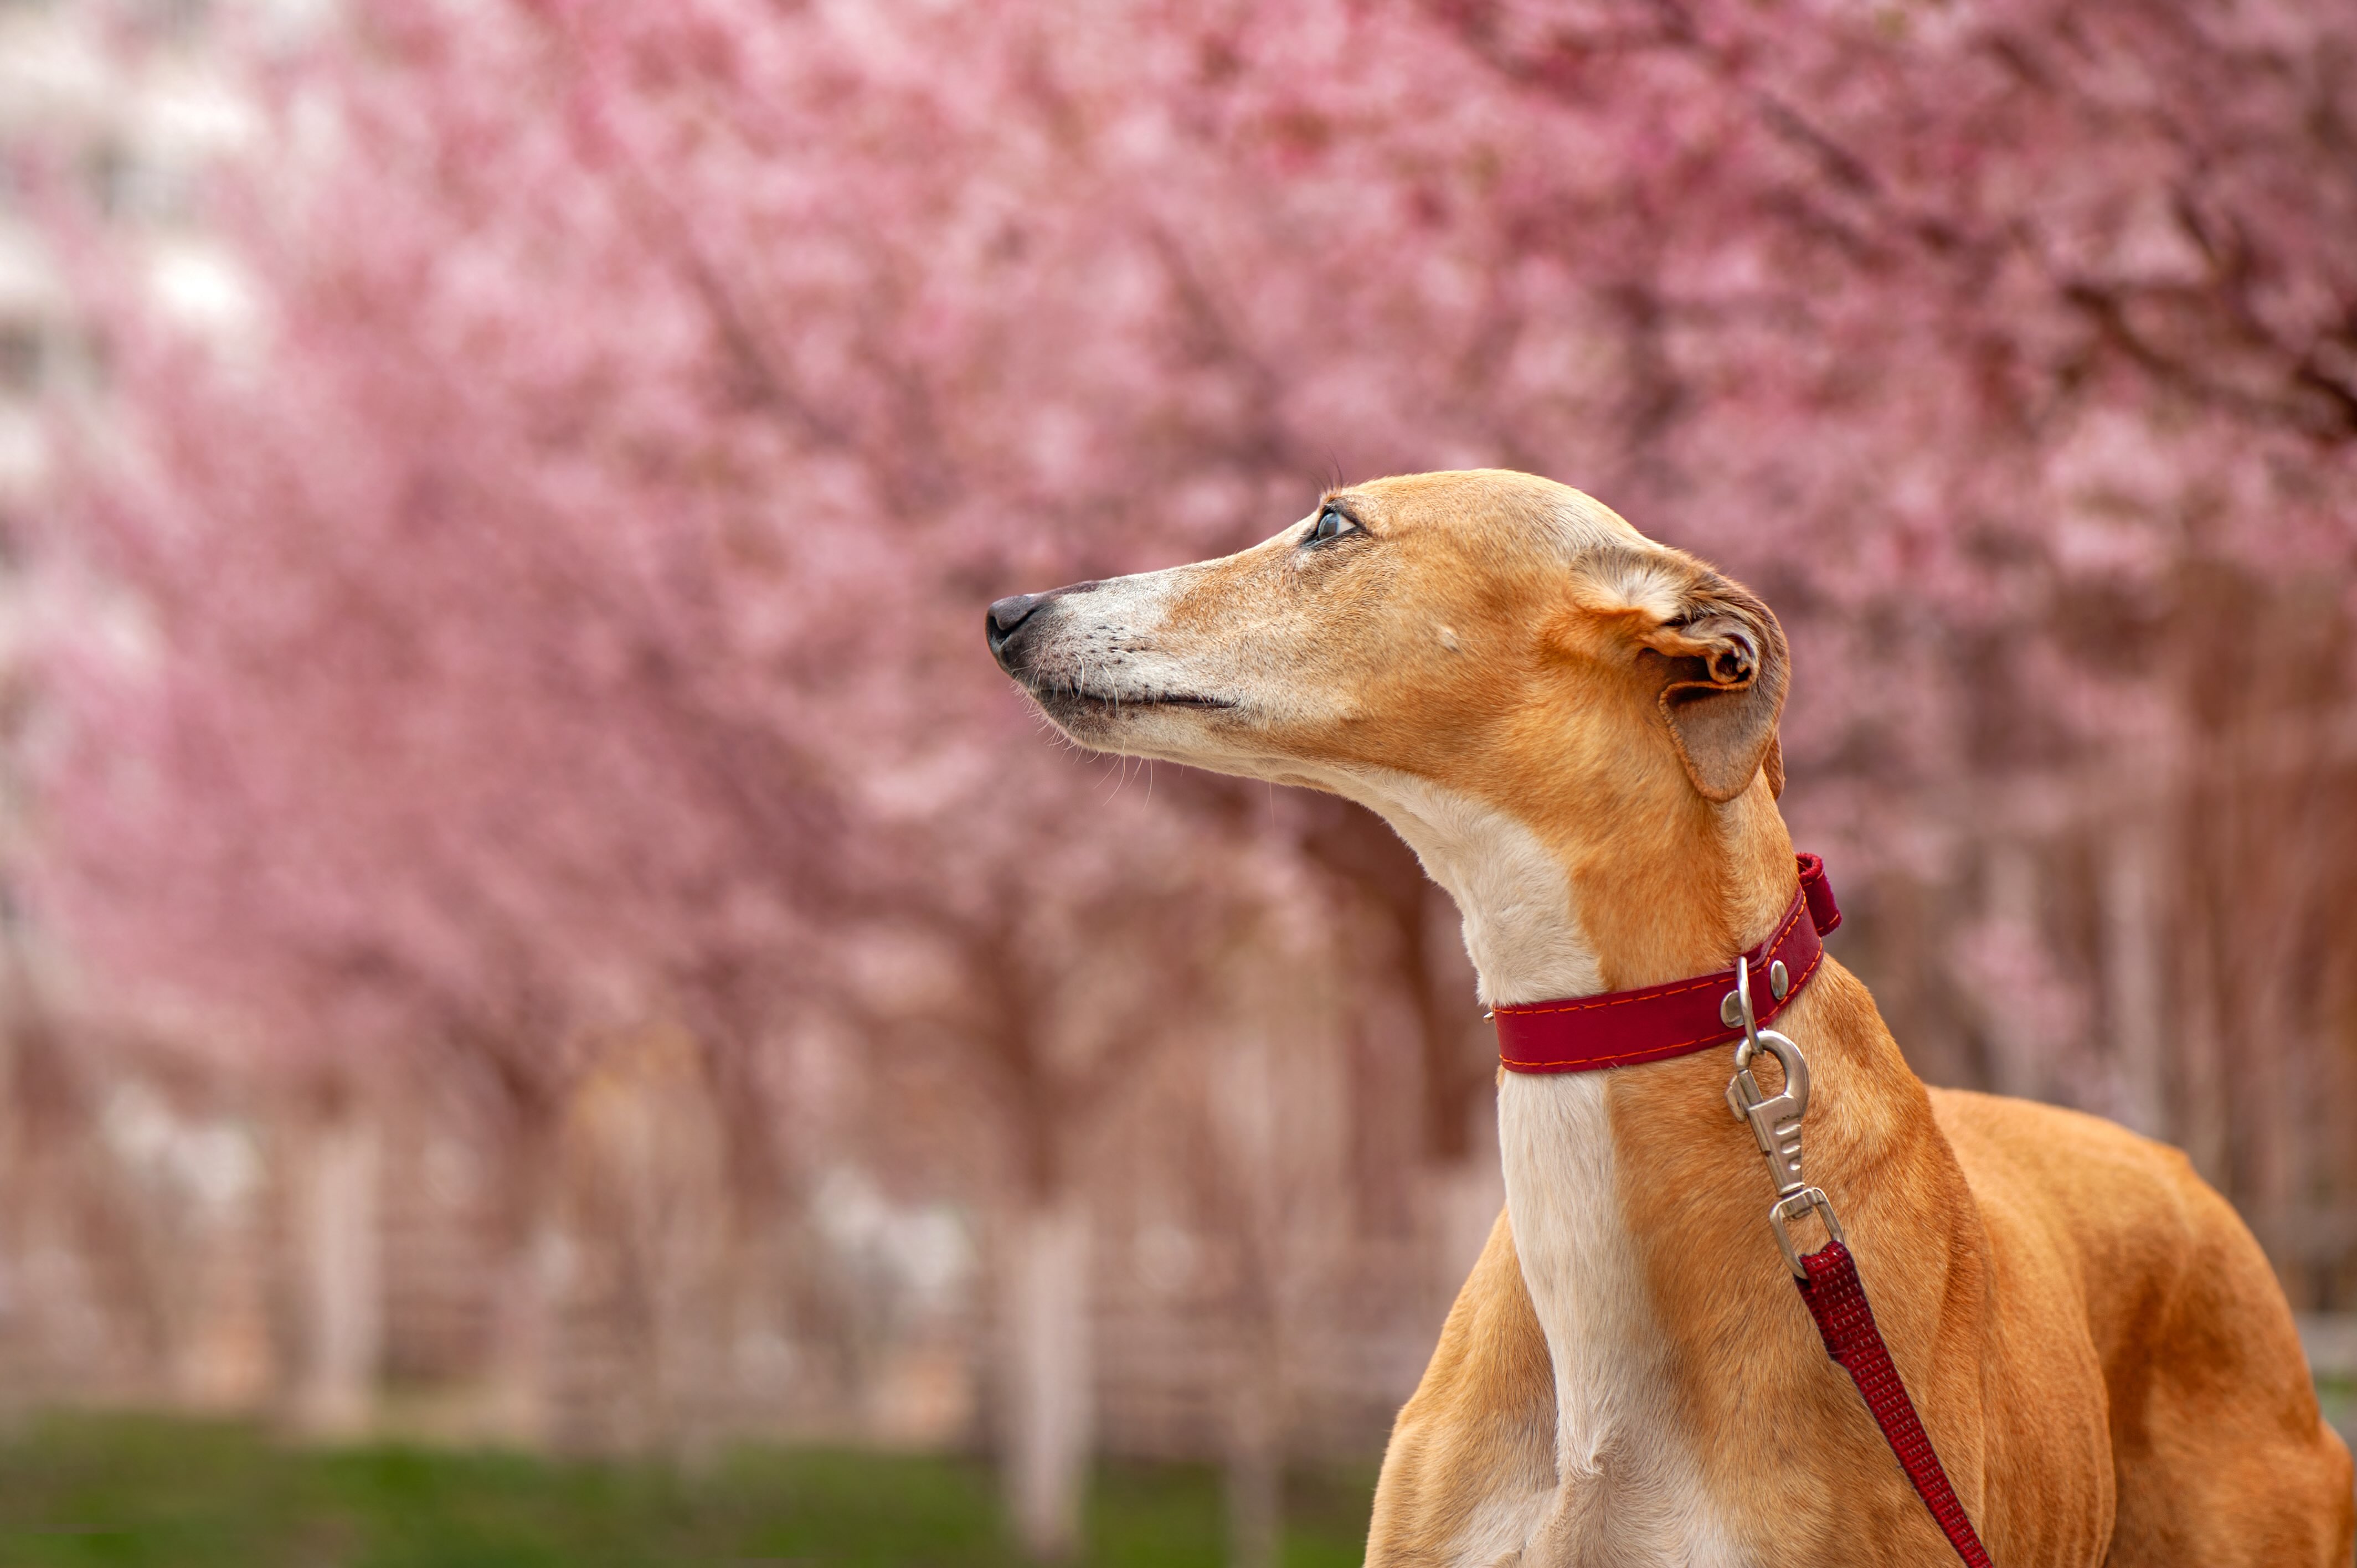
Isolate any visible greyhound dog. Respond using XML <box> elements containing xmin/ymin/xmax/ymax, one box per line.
<box><xmin>985</xmin><ymin>470</ymin><xmax>2353</xmax><ymax>1566</ymax></box>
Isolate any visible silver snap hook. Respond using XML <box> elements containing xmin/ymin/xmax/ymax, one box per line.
<box><xmin>1722</xmin><ymin>955</ymin><xmax>1766</xmax><ymax>1070</ymax></box>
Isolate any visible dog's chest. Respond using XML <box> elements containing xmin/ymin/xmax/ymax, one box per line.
<box><xmin>1496</xmin><ymin>1072</ymin><xmax>1745</xmax><ymax>1568</ymax></box>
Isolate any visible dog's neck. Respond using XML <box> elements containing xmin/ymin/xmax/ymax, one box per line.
<box><xmin>1346</xmin><ymin>766</ymin><xmax>1826</xmax><ymax>1550</ymax></box>
<box><xmin>1337</xmin><ymin>767</ymin><xmax>1794</xmax><ymax>1007</ymax></box>
<box><xmin>1332</xmin><ymin>770</ymin><xmax>1604</xmax><ymax>1004</ymax></box>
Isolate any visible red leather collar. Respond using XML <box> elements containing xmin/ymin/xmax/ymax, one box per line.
<box><xmin>1494</xmin><ymin>853</ymin><xmax>1841</xmax><ymax>1074</ymax></box>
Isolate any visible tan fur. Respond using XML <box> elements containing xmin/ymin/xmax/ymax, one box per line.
<box><xmin>989</xmin><ymin>470</ymin><xmax>2354</xmax><ymax>1566</ymax></box>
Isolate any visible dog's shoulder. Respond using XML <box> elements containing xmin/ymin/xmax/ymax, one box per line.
<box><xmin>1928</xmin><ymin>1085</ymin><xmax>2323</xmax><ymax>1417</ymax></box>
<box><xmin>1928</xmin><ymin>1092</ymin><xmax>2355</xmax><ymax>1559</ymax></box>
<box><xmin>1367</xmin><ymin>1206</ymin><xmax>1556</xmax><ymax>1568</ymax></box>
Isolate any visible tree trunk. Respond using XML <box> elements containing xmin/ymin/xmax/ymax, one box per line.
<box><xmin>2101</xmin><ymin>819</ymin><xmax>2168</xmax><ymax>1139</ymax></box>
<box><xmin>1002</xmin><ymin>1198</ymin><xmax>1091</xmax><ymax>1561</ymax></box>
<box><xmin>1979</xmin><ymin>843</ymin><xmax>2048</xmax><ymax>1101</ymax></box>
<box><xmin>485</xmin><ymin>1216</ymin><xmax>562</xmax><ymax>1445</ymax></box>
<box><xmin>2176</xmin><ymin>899</ymin><xmax>2230</xmax><ymax>1185</ymax></box>
<box><xmin>1223</xmin><ymin>1329</ymin><xmax>1282</xmax><ymax>1568</ymax></box>
<box><xmin>291</xmin><ymin>1105</ymin><xmax>380</xmax><ymax>1437</ymax></box>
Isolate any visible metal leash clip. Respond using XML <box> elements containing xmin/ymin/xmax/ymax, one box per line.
<box><xmin>1723</xmin><ymin>953</ymin><xmax>1845</xmax><ymax>1276</ymax></box>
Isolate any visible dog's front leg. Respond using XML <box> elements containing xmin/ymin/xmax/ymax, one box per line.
<box><xmin>1367</xmin><ymin>1208</ymin><xmax>1558</xmax><ymax>1568</ymax></box>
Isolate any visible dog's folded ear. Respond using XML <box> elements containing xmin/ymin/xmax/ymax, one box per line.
<box><xmin>1634</xmin><ymin>573</ymin><xmax>1789</xmax><ymax>804</ymax></box>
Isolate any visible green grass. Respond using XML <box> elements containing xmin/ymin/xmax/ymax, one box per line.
<box><xmin>2319</xmin><ymin>1374</ymin><xmax>2356</xmax><ymax>1450</ymax></box>
<box><xmin>0</xmin><ymin>1414</ymin><xmax>1372</xmax><ymax>1568</ymax></box>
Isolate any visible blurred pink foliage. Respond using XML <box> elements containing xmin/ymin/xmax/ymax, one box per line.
<box><xmin>25</xmin><ymin>0</ymin><xmax>2357</xmax><ymax>1084</ymax></box>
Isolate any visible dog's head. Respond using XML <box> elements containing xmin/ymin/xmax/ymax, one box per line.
<box><xmin>987</xmin><ymin>470</ymin><xmax>1787</xmax><ymax>827</ymax></box>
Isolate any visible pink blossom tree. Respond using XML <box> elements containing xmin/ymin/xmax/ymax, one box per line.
<box><xmin>28</xmin><ymin>0</ymin><xmax>2357</xmax><ymax>1552</ymax></box>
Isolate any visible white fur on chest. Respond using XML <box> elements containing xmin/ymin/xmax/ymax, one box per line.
<box><xmin>1497</xmin><ymin>1074</ymin><xmax>1739</xmax><ymax>1565</ymax></box>
<box><xmin>1328</xmin><ymin>770</ymin><xmax>1737</xmax><ymax>1565</ymax></box>
<box><xmin>1278</xmin><ymin>770</ymin><xmax>1742</xmax><ymax>1562</ymax></box>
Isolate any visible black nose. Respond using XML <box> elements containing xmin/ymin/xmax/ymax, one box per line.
<box><xmin>987</xmin><ymin>594</ymin><xmax>1043</xmax><ymax>646</ymax></box>
<box><xmin>985</xmin><ymin>581</ymin><xmax>1099</xmax><ymax>673</ymax></box>
<box><xmin>985</xmin><ymin>594</ymin><xmax>1047</xmax><ymax>674</ymax></box>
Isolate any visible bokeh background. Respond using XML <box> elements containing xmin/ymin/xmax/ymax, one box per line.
<box><xmin>0</xmin><ymin>0</ymin><xmax>2351</xmax><ymax>1562</ymax></box>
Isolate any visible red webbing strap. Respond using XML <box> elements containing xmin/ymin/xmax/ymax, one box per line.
<box><xmin>1794</xmin><ymin>1240</ymin><xmax>1994</xmax><ymax>1567</ymax></box>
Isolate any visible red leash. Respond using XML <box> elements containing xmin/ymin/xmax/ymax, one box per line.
<box><xmin>1493</xmin><ymin>854</ymin><xmax>1994</xmax><ymax>1565</ymax></box>
<box><xmin>1795</xmin><ymin>1241</ymin><xmax>1995</xmax><ymax>1567</ymax></box>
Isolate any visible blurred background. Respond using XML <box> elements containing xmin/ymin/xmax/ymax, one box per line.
<box><xmin>0</xmin><ymin>0</ymin><xmax>2350</xmax><ymax>1562</ymax></box>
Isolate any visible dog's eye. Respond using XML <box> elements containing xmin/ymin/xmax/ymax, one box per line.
<box><xmin>1309</xmin><ymin>507</ymin><xmax>1357</xmax><ymax>543</ymax></box>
